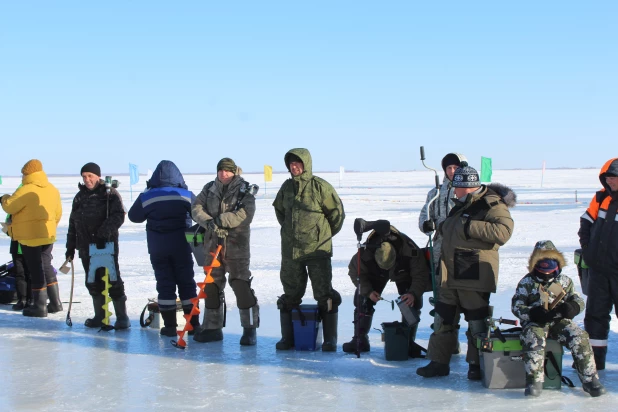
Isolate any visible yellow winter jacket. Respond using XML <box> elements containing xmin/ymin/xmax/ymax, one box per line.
<box><xmin>1</xmin><ymin>171</ymin><xmax>62</xmax><ymax>246</ymax></box>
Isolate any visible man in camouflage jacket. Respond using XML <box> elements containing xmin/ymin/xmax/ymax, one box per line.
<box><xmin>191</xmin><ymin>158</ymin><xmax>259</xmax><ymax>346</ymax></box>
<box><xmin>511</xmin><ymin>242</ymin><xmax>605</xmax><ymax>397</ymax></box>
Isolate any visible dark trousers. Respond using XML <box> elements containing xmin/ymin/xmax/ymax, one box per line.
<box><xmin>11</xmin><ymin>252</ymin><xmax>31</xmax><ymax>301</ymax></box>
<box><xmin>20</xmin><ymin>244</ymin><xmax>57</xmax><ymax>290</ymax></box>
<box><xmin>80</xmin><ymin>253</ymin><xmax>126</xmax><ymax>300</ymax></box>
<box><xmin>585</xmin><ymin>267</ymin><xmax>618</xmax><ymax>348</ymax></box>
<box><xmin>150</xmin><ymin>249</ymin><xmax>196</xmax><ymax>310</ymax></box>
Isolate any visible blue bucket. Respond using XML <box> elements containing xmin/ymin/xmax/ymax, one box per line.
<box><xmin>292</xmin><ymin>304</ymin><xmax>323</xmax><ymax>351</ymax></box>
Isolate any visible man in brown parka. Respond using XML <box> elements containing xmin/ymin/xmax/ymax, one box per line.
<box><xmin>417</xmin><ymin>162</ymin><xmax>516</xmax><ymax>380</ymax></box>
<box><xmin>191</xmin><ymin>158</ymin><xmax>259</xmax><ymax>345</ymax></box>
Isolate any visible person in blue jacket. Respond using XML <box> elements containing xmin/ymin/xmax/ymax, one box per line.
<box><xmin>128</xmin><ymin>160</ymin><xmax>199</xmax><ymax>337</ymax></box>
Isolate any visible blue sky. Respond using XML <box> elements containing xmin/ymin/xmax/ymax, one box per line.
<box><xmin>1</xmin><ymin>1</ymin><xmax>616</xmax><ymax>176</ymax></box>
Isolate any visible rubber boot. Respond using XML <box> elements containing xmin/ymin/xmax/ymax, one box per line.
<box><xmin>160</xmin><ymin>310</ymin><xmax>178</xmax><ymax>337</ymax></box>
<box><xmin>342</xmin><ymin>314</ymin><xmax>372</xmax><ymax>353</ymax></box>
<box><xmin>321</xmin><ymin>311</ymin><xmax>338</xmax><ymax>352</ymax></box>
<box><xmin>193</xmin><ymin>328</ymin><xmax>223</xmax><ymax>342</ymax></box>
<box><xmin>240</xmin><ymin>328</ymin><xmax>257</xmax><ymax>346</ymax></box>
<box><xmin>408</xmin><ymin>323</ymin><xmax>427</xmax><ymax>358</ymax></box>
<box><xmin>183</xmin><ymin>304</ymin><xmax>201</xmax><ymax>336</ymax></box>
<box><xmin>276</xmin><ymin>310</ymin><xmax>295</xmax><ymax>350</ymax></box>
<box><xmin>112</xmin><ymin>296</ymin><xmax>131</xmax><ymax>329</ymax></box>
<box><xmin>583</xmin><ymin>377</ymin><xmax>607</xmax><ymax>397</ymax></box>
<box><xmin>193</xmin><ymin>305</ymin><xmax>224</xmax><ymax>342</ymax></box>
<box><xmin>525</xmin><ymin>382</ymin><xmax>543</xmax><ymax>397</ymax></box>
<box><xmin>23</xmin><ymin>288</ymin><xmax>48</xmax><ymax>318</ymax></box>
<box><xmin>85</xmin><ymin>295</ymin><xmax>106</xmax><ymax>328</ymax></box>
<box><xmin>46</xmin><ymin>282</ymin><xmax>63</xmax><ymax>313</ymax></box>
<box><xmin>416</xmin><ymin>361</ymin><xmax>450</xmax><ymax>377</ymax></box>
<box><xmin>592</xmin><ymin>346</ymin><xmax>607</xmax><ymax>371</ymax></box>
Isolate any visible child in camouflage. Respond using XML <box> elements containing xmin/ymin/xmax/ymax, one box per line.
<box><xmin>511</xmin><ymin>240</ymin><xmax>606</xmax><ymax>397</ymax></box>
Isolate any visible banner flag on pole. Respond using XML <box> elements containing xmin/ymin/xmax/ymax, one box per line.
<box><xmin>129</xmin><ymin>163</ymin><xmax>139</xmax><ymax>201</ymax></box>
<box><xmin>480</xmin><ymin>157</ymin><xmax>492</xmax><ymax>182</ymax></box>
<box><xmin>0</xmin><ymin>176</ymin><xmax>2</xmax><ymax>185</ymax></box>
<box><xmin>264</xmin><ymin>165</ymin><xmax>273</xmax><ymax>182</ymax></box>
<box><xmin>129</xmin><ymin>164</ymin><xmax>139</xmax><ymax>185</ymax></box>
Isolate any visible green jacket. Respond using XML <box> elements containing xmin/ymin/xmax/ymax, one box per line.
<box><xmin>439</xmin><ymin>183</ymin><xmax>516</xmax><ymax>293</ymax></box>
<box><xmin>273</xmin><ymin>148</ymin><xmax>345</xmax><ymax>260</ymax></box>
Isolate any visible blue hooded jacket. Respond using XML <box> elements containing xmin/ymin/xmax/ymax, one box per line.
<box><xmin>128</xmin><ymin>160</ymin><xmax>195</xmax><ymax>254</ymax></box>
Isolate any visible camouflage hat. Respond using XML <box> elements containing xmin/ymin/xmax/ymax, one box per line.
<box><xmin>375</xmin><ymin>242</ymin><xmax>396</xmax><ymax>270</ymax></box>
<box><xmin>217</xmin><ymin>158</ymin><xmax>237</xmax><ymax>174</ymax></box>
<box><xmin>534</xmin><ymin>240</ymin><xmax>557</xmax><ymax>251</ymax></box>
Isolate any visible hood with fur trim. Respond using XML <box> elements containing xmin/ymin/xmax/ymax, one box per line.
<box><xmin>527</xmin><ymin>248</ymin><xmax>567</xmax><ymax>273</ymax></box>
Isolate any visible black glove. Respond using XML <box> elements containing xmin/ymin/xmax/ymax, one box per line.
<box><xmin>422</xmin><ymin>220</ymin><xmax>436</xmax><ymax>233</ymax></box>
<box><xmin>558</xmin><ymin>300</ymin><xmax>580</xmax><ymax>319</ymax></box>
<box><xmin>96</xmin><ymin>238</ymin><xmax>107</xmax><ymax>249</ymax></box>
<box><xmin>206</xmin><ymin>220</ymin><xmax>217</xmax><ymax>232</ymax></box>
<box><xmin>65</xmin><ymin>249</ymin><xmax>75</xmax><ymax>262</ymax></box>
<box><xmin>528</xmin><ymin>306</ymin><xmax>558</xmax><ymax>324</ymax></box>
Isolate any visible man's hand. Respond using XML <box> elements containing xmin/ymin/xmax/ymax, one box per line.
<box><xmin>558</xmin><ymin>301</ymin><xmax>580</xmax><ymax>319</ymax></box>
<box><xmin>214</xmin><ymin>227</ymin><xmax>228</xmax><ymax>238</ymax></box>
<box><xmin>65</xmin><ymin>249</ymin><xmax>75</xmax><ymax>262</ymax></box>
<box><xmin>206</xmin><ymin>220</ymin><xmax>217</xmax><ymax>232</ymax></box>
<box><xmin>399</xmin><ymin>293</ymin><xmax>415</xmax><ymax>307</ymax></box>
<box><xmin>369</xmin><ymin>291</ymin><xmax>381</xmax><ymax>303</ymax></box>
<box><xmin>529</xmin><ymin>306</ymin><xmax>558</xmax><ymax>324</ymax></box>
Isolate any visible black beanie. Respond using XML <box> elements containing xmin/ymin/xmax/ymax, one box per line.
<box><xmin>441</xmin><ymin>153</ymin><xmax>462</xmax><ymax>174</ymax></box>
<box><xmin>80</xmin><ymin>162</ymin><xmax>101</xmax><ymax>177</ymax></box>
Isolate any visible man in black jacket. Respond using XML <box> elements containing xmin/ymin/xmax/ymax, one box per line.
<box><xmin>579</xmin><ymin>157</ymin><xmax>618</xmax><ymax>370</ymax></box>
<box><xmin>66</xmin><ymin>162</ymin><xmax>130</xmax><ymax>329</ymax></box>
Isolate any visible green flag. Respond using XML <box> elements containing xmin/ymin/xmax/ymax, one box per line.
<box><xmin>480</xmin><ymin>157</ymin><xmax>492</xmax><ymax>182</ymax></box>
<box><xmin>0</xmin><ymin>175</ymin><xmax>2</xmax><ymax>184</ymax></box>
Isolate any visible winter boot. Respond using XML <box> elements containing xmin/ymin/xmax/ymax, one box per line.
<box><xmin>467</xmin><ymin>364</ymin><xmax>482</xmax><ymax>381</ymax></box>
<box><xmin>193</xmin><ymin>328</ymin><xmax>223</xmax><ymax>342</ymax></box>
<box><xmin>85</xmin><ymin>295</ymin><xmax>106</xmax><ymax>328</ymax></box>
<box><xmin>23</xmin><ymin>288</ymin><xmax>48</xmax><ymax>318</ymax></box>
<box><xmin>12</xmin><ymin>299</ymin><xmax>26</xmax><ymax>311</ymax></box>
<box><xmin>160</xmin><ymin>310</ymin><xmax>178</xmax><ymax>337</ymax></box>
<box><xmin>582</xmin><ymin>377</ymin><xmax>607</xmax><ymax>397</ymax></box>
<box><xmin>276</xmin><ymin>310</ymin><xmax>295</xmax><ymax>350</ymax></box>
<box><xmin>342</xmin><ymin>314</ymin><xmax>372</xmax><ymax>353</ymax></box>
<box><xmin>112</xmin><ymin>296</ymin><xmax>131</xmax><ymax>329</ymax></box>
<box><xmin>182</xmin><ymin>304</ymin><xmax>201</xmax><ymax>336</ymax></box>
<box><xmin>525</xmin><ymin>382</ymin><xmax>543</xmax><ymax>397</ymax></box>
<box><xmin>240</xmin><ymin>328</ymin><xmax>257</xmax><ymax>346</ymax></box>
<box><xmin>592</xmin><ymin>346</ymin><xmax>607</xmax><ymax>371</ymax></box>
<box><xmin>46</xmin><ymin>282</ymin><xmax>63</xmax><ymax>313</ymax></box>
<box><xmin>416</xmin><ymin>361</ymin><xmax>450</xmax><ymax>378</ymax></box>
<box><xmin>321</xmin><ymin>311</ymin><xmax>338</xmax><ymax>352</ymax></box>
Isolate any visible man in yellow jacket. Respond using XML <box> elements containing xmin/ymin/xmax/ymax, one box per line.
<box><xmin>1</xmin><ymin>159</ymin><xmax>62</xmax><ymax>317</ymax></box>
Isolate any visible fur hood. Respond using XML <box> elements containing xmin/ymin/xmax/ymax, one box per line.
<box><xmin>487</xmin><ymin>183</ymin><xmax>517</xmax><ymax>208</ymax></box>
<box><xmin>527</xmin><ymin>248</ymin><xmax>567</xmax><ymax>273</ymax></box>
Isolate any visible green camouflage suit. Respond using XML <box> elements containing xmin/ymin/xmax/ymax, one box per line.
<box><xmin>272</xmin><ymin>148</ymin><xmax>345</xmax><ymax>313</ymax></box>
<box><xmin>512</xmin><ymin>248</ymin><xmax>598</xmax><ymax>384</ymax></box>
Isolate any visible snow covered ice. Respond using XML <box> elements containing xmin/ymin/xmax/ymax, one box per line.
<box><xmin>1</xmin><ymin>168</ymin><xmax>616</xmax><ymax>411</ymax></box>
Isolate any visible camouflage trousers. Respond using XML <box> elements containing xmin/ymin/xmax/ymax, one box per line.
<box><xmin>279</xmin><ymin>257</ymin><xmax>341</xmax><ymax>313</ymax></box>
<box><xmin>203</xmin><ymin>258</ymin><xmax>259</xmax><ymax>329</ymax></box>
<box><xmin>521</xmin><ymin>319</ymin><xmax>598</xmax><ymax>384</ymax></box>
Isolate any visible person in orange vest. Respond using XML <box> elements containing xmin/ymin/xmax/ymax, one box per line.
<box><xmin>579</xmin><ymin>157</ymin><xmax>618</xmax><ymax>371</ymax></box>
